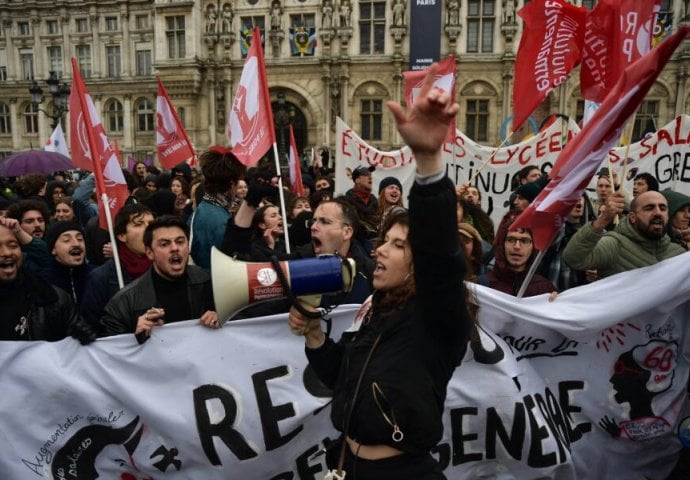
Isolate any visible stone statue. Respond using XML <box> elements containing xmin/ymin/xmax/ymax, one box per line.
<box><xmin>220</xmin><ymin>3</ymin><xmax>233</xmax><ymax>33</ymax></box>
<box><xmin>392</xmin><ymin>0</ymin><xmax>405</xmax><ymax>27</ymax></box>
<box><xmin>270</xmin><ymin>1</ymin><xmax>282</xmax><ymax>30</ymax></box>
<box><xmin>447</xmin><ymin>0</ymin><xmax>460</xmax><ymax>26</ymax></box>
<box><xmin>205</xmin><ymin>4</ymin><xmax>218</xmax><ymax>34</ymax></box>
<box><xmin>503</xmin><ymin>0</ymin><xmax>516</xmax><ymax>24</ymax></box>
<box><xmin>322</xmin><ymin>0</ymin><xmax>333</xmax><ymax>28</ymax></box>
<box><xmin>338</xmin><ymin>1</ymin><xmax>351</xmax><ymax>28</ymax></box>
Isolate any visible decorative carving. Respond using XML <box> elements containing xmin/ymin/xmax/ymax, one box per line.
<box><xmin>446</xmin><ymin>0</ymin><xmax>460</xmax><ymax>26</ymax></box>
<box><xmin>270</xmin><ymin>0</ymin><xmax>282</xmax><ymax>30</ymax></box>
<box><xmin>205</xmin><ymin>4</ymin><xmax>217</xmax><ymax>34</ymax></box>
<box><xmin>338</xmin><ymin>0</ymin><xmax>351</xmax><ymax>28</ymax></box>
<box><xmin>321</xmin><ymin>0</ymin><xmax>333</xmax><ymax>28</ymax></box>
<box><xmin>220</xmin><ymin>3</ymin><xmax>233</xmax><ymax>34</ymax></box>
<box><xmin>503</xmin><ymin>0</ymin><xmax>516</xmax><ymax>25</ymax></box>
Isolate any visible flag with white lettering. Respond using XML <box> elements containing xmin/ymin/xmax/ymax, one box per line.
<box><xmin>69</xmin><ymin>58</ymin><xmax>128</xmax><ymax>230</ymax></box>
<box><xmin>512</xmin><ymin>0</ymin><xmax>586</xmax><ymax>131</ymax></box>
<box><xmin>512</xmin><ymin>26</ymin><xmax>690</xmax><ymax>251</ymax></box>
<box><xmin>156</xmin><ymin>77</ymin><xmax>196</xmax><ymax>169</ymax></box>
<box><xmin>228</xmin><ymin>27</ymin><xmax>275</xmax><ymax>167</ymax></box>
<box><xmin>580</xmin><ymin>0</ymin><xmax>661</xmax><ymax>103</ymax></box>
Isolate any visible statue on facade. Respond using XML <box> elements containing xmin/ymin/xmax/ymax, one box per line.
<box><xmin>503</xmin><ymin>0</ymin><xmax>516</xmax><ymax>24</ymax></box>
<box><xmin>270</xmin><ymin>1</ymin><xmax>282</xmax><ymax>30</ymax></box>
<box><xmin>392</xmin><ymin>0</ymin><xmax>405</xmax><ymax>27</ymax></box>
<box><xmin>322</xmin><ymin>0</ymin><xmax>334</xmax><ymax>28</ymax></box>
<box><xmin>205</xmin><ymin>4</ymin><xmax>218</xmax><ymax>34</ymax></box>
<box><xmin>338</xmin><ymin>0</ymin><xmax>351</xmax><ymax>28</ymax></box>
<box><xmin>447</xmin><ymin>0</ymin><xmax>460</xmax><ymax>26</ymax></box>
<box><xmin>220</xmin><ymin>3</ymin><xmax>233</xmax><ymax>34</ymax></box>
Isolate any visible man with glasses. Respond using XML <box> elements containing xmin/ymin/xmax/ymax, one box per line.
<box><xmin>486</xmin><ymin>226</ymin><xmax>556</xmax><ymax>297</ymax></box>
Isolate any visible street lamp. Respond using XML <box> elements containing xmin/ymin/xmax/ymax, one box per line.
<box><xmin>29</xmin><ymin>71</ymin><xmax>70</xmax><ymax>130</ymax></box>
<box><xmin>275</xmin><ymin>92</ymin><xmax>295</xmax><ymax>170</ymax></box>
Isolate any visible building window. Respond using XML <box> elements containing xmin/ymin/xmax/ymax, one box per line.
<box><xmin>24</xmin><ymin>103</ymin><xmax>39</xmax><ymax>134</ymax></box>
<box><xmin>48</xmin><ymin>46</ymin><xmax>63</xmax><ymax>78</ymax></box>
<box><xmin>465</xmin><ymin>99</ymin><xmax>489</xmax><ymax>142</ymax></box>
<box><xmin>20</xmin><ymin>49</ymin><xmax>34</xmax><ymax>80</ymax></box>
<box><xmin>0</xmin><ymin>49</ymin><xmax>7</xmax><ymax>81</ymax></box>
<box><xmin>166</xmin><ymin>16</ymin><xmax>186</xmax><ymax>59</ymax></box>
<box><xmin>47</xmin><ymin>20</ymin><xmax>60</xmax><ymax>35</ymax></box>
<box><xmin>76</xmin><ymin>45</ymin><xmax>92</xmax><ymax>78</ymax></box>
<box><xmin>135</xmin><ymin>14</ymin><xmax>149</xmax><ymax>30</ymax></box>
<box><xmin>581</xmin><ymin>0</ymin><xmax>596</xmax><ymax>9</ymax></box>
<box><xmin>18</xmin><ymin>21</ymin><xmax>31</xmax><ymax>36</ymax></box>
<box><xmin>136</xmin><ymin>98</ymin><xmax>155</xmax><ymax>132</ymax></box>
<box><xmin>360</xmin><ymin>99</ymin><xmax>382</xmax><ymax>140</ymax></box>
<box><xmin>290</xmin><ymin>13</ymin><xmax>315</xmax><ymax>27</ymax></box>
<box><xmin>105</xmin><ymin>16</ymin><xmax>119</xmax><ymax>31</ymax></box>
<box><xmin>135</xmin><ymin>49</ymin><xmax>152</xmax><ymax>76</ymax></box>
<box><xmin>178</xmin><ymin>107</ymin><xmax>186</xmax><ymax>127</ymax></box>
<box><xmin>632</xmin><ymin>100</ymin><xmax>658</xmax><ymax>141</ymax></box>
<box><xmin>106</xmin><ymin>45</ymin><xmax>121</xmax><ymax>77</ymax></box>
<box><xmin>106</xmin><ymin>99</ymin><xmax>124</xmax><ymax>133</ymax></box>
<box><xmin>359</xmin><ymin>1</ymin><xmax>386</xmax><ymax>54</ymax></box>
<box><xmin>575</xmin><ymin>99</ymin><xmax>585</xmax><ymax>125</ymax></box>
<box><xmin>467</xmin><ymin>0</ymin><xmax>495</xmax><ymax>53</ymax></box>
<box><xmin>76</xmin><ymin>18</ymin><xmax>89</xmax><ymax>33</ymax></box>
<box><xmin>0</xmin><ymin>103</ymin><xmax>11</xmax><ymax>134</ymax></box>
<box><xmin>241</xmin><ymin>16</ymin><xmax>265</xmax><ymax>30</ymax></box>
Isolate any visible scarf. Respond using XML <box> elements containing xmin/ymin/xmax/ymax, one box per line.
<box><xmin>351</xmin><ymin>187</ymin><xmax>372</xmax><ymax>205</ymax></box>
<box><xmin>202</xmin><ymin>192</ymin><xmax>231</xmax><ymax>213</ymax></box>
<box><xmin>117</xmin><ymin>242</ymin><xmax>152</xmax><ymax>278</ymax></box>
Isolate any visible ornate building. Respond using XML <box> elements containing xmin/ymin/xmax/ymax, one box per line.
<box><xmin>0</xmin><ymin>0</ymin><xmax>688</xmax><ymax>164</ymax></box>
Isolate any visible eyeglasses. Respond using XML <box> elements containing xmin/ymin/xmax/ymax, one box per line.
<box><xmin>505</xmin><ymin>236</ymin><xmax>532</xmax><ymax>246</ymax></box>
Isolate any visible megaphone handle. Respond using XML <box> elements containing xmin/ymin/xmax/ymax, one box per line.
<box><xmin>290</xmin><ymin>294</ymin><xmax>322</xmax><ymax>336</ymax></box>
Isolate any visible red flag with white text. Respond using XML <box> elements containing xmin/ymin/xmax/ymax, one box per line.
<box><xmin>227</xmin><ymin>27</ymin><xmax>276</xmax><ymax>166</ymax></box>
<box><xmin>156</xmin><ymin>77</ymin><xmax>196</xmax><ymax>169</ymax></box>
<box><xmin>69</xmin><ymin>58</ymin><xmax>129</xmax><ymax>230</ymax></box>
<box><xmin>512</xmin><ymin>25</ymin><xmax>690</xmax><ymax>251</ymax></box>
<box><xmin>580</xmin><ymin>0</ymin><xmax>661</xmax><ymax>103</ymax></box>
<box><xmin>288</xmin><ymin>125</ymin><xmax>304</xmax><ymax>196</ymax></box>
<box><xmin>403</xmin><ymin>56</ymin><xmax>456</xmax><ymax>141</ymax></box>
<box><xmin>512</xmin><ymin>0</ymin><xmax>586</xmax><ymax>131</ymax></box>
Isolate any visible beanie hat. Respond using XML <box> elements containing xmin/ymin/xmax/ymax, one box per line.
<box><xmin>171</xmin><ymin>161</ymin><xmax>192</xmax><ymax>183</ymax></box>
<box><xmin>515</xmin><ymin>182</ymin><xmax>542</xmax><ymax>203</ymax></box>
<box><xmin>45</xmin><ymin>221</ymin><xmax>84</xmax><ymax>252</ymax></box>
<box><xmin>143</xmin><ymin>190</ymin><xmax>177</xmax><ymax>217</ymax></box>
<box><xmin>661</xmin><ymin>189</ymin><xmax>690</xmax><ymax>218</ymax></box>
<box><xmin>301</xmin><ymin>174</ymin><xmax>315</xmax><ymax>192</ymax></box>
<box><xmin>378</xmin><ymin>176</ymin><xmax>403</xmax><ymax>195</ymax></box>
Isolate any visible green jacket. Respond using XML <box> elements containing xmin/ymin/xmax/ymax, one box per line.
<box><xmin>562</xmin><ymin>217</ymin><xmax>685</xmax><ymax>279</ymax></box>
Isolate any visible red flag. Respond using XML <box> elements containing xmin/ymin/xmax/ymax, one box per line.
<box><xmin>227</xmin><ymin>27</ymin><xmax>276</xmax><ymax>166</ymax></box>
<box><xmin>580</xmin><ymin>0</ymin><xmax>661</xmax><ymax>103</ymax></box>
<box><xmin>287</xmin><ymin>125</ymin><xmax>304</xmax><ymax>196</ymax></box>
<box><xmin>156</xmin><ymin>77</ymin><xmax>196</xmax><ymax>169</ymax></box>
<box><xmin>113</xmin><ymin>139</ymin><xmax>123</xmax><ymax>167</ymax></box>
<box><xmin>512</xmin><ymin>0</ymin><xmax>586</xmax><ymax>131</ymax></box>
<box><xmin>512</xmin><ymin>25</ymin><xmax>690</xmax><ymax>251</ymax></box>
<box><xmin>69</xmin><ymin>58</ymin><xmax>129</xmax><ymax>230</ymax></box>
<box><xmin>403</xmin><ymin>56</ymin><xmax>456</xmax><ymax>141</ymax></box>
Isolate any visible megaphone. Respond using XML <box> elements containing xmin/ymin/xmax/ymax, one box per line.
<box><xmin>211</xmin><ymin>247</ymin><xmax>356</xmax><ymax>323</ymax></box>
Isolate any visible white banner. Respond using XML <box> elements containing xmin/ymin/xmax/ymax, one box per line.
<box><xmin>2</xmin><ymin>253</ymin><xmax>690</xmax><ymax>479</ymax></box>
<box><xmin>335</xmin><ymin>115</ymin><xmax>690</xmax><ymax>225</ymax></box>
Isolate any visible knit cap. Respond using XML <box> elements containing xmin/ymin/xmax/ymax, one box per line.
<box><xmin>378</xmin><ymin>176</ymin><xmax>403</xmax><ymax>195</ymax></box>
<box><xmin>45</xmin><ymin>221</ymin><xmax>84</xmax><ymax>252</ymax></box>
<box><xmin>515</xmin><ymin>182</ymin><xmax>542</xmax><ymax>203</ymax></box>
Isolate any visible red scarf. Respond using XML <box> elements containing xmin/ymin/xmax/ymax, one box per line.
<box><xmin>117</xmin><ymin>242</ymin><xmax>152</xmax><ymax>278</ymax></box>
<box><xmin>352</xmin><ymin>187</ymin><xmax>372</xmax><ymax>205</ymax></box>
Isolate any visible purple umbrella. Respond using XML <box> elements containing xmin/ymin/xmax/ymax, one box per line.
<box><xmin>0</xmin><ymin>150</ymin><xmax>74</xmax><ymax>177</ymax></box>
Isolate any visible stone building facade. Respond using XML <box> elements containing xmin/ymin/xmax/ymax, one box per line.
<box><xmin>0</xmin><ymin>0</ymin><xmax>688</xmax><ymax>164</ymax></box>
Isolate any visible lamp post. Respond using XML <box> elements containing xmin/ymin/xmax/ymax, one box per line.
<box><xmin>275</xmin><ymin>92</ymin><xmax>295</xmax><ymax>173</ymax></box>
<box><xmin>29</xmin><ymin>71</ymin><xmax>70</xmax><ymax>130</ymax></box>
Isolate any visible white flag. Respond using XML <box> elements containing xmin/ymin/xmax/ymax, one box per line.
<box><xmin>44</xmin><ymin>124</ymin><xmax>70</xmax><ymax>158</ymax></box>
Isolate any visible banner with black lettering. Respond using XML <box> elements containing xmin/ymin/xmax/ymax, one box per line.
<box><xmin>1</xmin><ymin>253</ymin><xmax>689</xmax><ymax>479</ymax></box>
<box><xmin>335</xmin><ymin>115</ymin><xmax>690</xmax><ymax>225</ymax></box>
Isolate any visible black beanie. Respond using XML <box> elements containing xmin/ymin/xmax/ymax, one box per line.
<box><xmin>45</xmin><ymin>221</ymin><xmax>84</xmax><ymax>252</ymax></box>
<box><xmin>515</xmin><ymin>182</ymin><xmax>542</xmax><ymax>203</ymax></box>
<box><xmin>378</xmin><ymin>176</ymin><xmax>403</xmax><ymax>195</ymax></box>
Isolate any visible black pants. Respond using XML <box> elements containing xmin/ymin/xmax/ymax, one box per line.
<box><xmin>328</xmin><ymin>446</ymin><xmax>446</xmax><ymax>480</ymax></box>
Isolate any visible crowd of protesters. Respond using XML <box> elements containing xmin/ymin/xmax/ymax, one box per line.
<box><xmin>1</xmin><ymin>100</ymin><xmax>690</xmax><ymax>479</ymax></box>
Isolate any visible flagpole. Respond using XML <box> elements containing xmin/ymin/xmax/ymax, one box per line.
<box><xmin>272</xmin><ymin>142</ymin><xmax>292</xmax><ymax>253</ymax></box>
<box><xmin>467</xmin><ymin>130</ymin><xmax>515</xmax><ymax>184</ymax></box>
<box><xmin>101</xmin><ymin>192</ymin><xmax>125</xmax><ymax>289</ymax></box>
<box><xmin>516</xmin><ymin>248</ymin><xmax>547</xmax><ymax>298</ymax></box>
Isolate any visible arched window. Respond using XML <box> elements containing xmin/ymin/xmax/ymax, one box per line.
<box><xmin>24</xmin><ymin>103</ymin><xmax>38</xmax><ymax>134</ymax></box>
<box><xmin>136</xmin><ymin>98</ymin><xmax>154</xmax><ymax>132</ymax></box>
<box><xmin>0</xmin><ymin>103</ymin><xmax>11</xmax><ymax>134</ymax></box>
<box><xmin>106</xmin><ymin>99</ymin><xmax>124</xmax><ymax>133</ymax></box>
